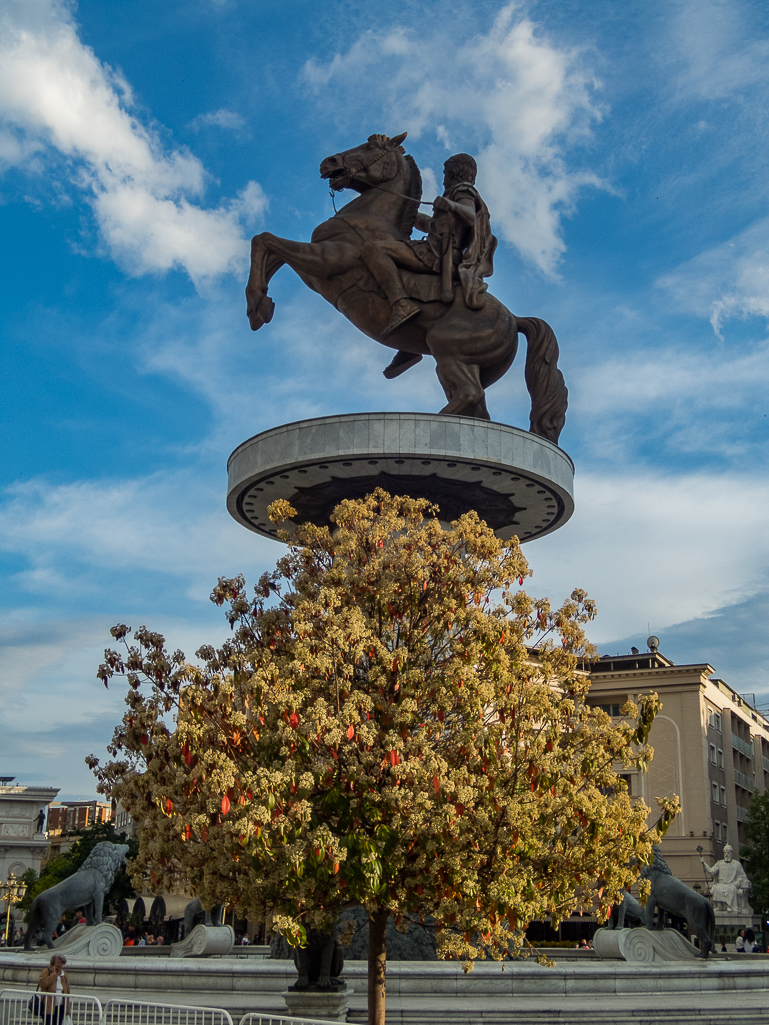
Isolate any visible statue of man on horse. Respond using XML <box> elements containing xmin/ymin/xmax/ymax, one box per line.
<box><xmin>245</xmin><ymin>132</ymin><xmax>567</xmax><ymax>441</ymax></box>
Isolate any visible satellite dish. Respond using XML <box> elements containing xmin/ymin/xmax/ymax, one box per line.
<box><xmin>647</xmin><ymin>635</ymin><xmax>660</xmax><ymax>652</ymax></box>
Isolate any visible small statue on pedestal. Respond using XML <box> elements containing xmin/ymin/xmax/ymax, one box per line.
<box><xmin>290</xmin><ymin>927</ymin><xmax>345</xmax><ymax>992</ymax></box>
<box><xmin>701</xmin><ymin>844</ymin><xmax>752</xmax><ymax>913</ymax></box>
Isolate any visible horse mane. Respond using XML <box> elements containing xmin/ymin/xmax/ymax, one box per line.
<box><xmin>400</xmin><ymin>154</ymin><xmax>422</xmax><ymax>239</ymax></box>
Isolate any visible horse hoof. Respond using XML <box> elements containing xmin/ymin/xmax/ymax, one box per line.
<box><xmin>258</xmin><ymin>295</ymin><xmax>275</xmax><ymax>324</ymax></box>
<box><xmin>246</xmin><ymin>295</ymin><xmax>275</xmax><ymax>331</ymax></box>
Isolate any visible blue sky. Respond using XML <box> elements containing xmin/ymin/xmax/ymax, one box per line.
<box><xmin>1</xmin><ymin>0</ymin><xmax>768</xmax><ymax>800</ymax></box>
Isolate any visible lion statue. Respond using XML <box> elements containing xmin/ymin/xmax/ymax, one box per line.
<box><xmin>24</xmin><ymin>842</ymin><xmax>129</xmax><ymax>949</ymax></box>
<box><xmin>639</xmin><ymin>846</ymin><xmax>715</xmax><ymax>958</ymax></box>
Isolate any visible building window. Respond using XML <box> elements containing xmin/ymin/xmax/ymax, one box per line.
<box><xmin>708</xmin><ymin>708</ymin><xmax>714</xmax><ymax>727</ymax></box>
<box><xmin>718</xmin><ymin>749</ymin><xmax>724</xmax><ymax>768</ymax></box>
<box><xmin>714</xmin><ymin>712</ymin><xmax>722</xmax><ymax>732</ymax></box>
<box><xmin>722</xmin><ymin>824</ymin><xmax>728</xmax><ymax>842</ymax></box>
<box><xmin>715</xmin><ymin>821</ymin><xmax>721</xmax><ymax>840</ymax></box>
<box><xmin>619</xmin><ymin>774</ymin><xmax>633</xmax><ymax>796</ymax></box>
<box><xmin>598</xmin><ymin>703</ymin><xmax>621</xmax><ymax>717</ymax></box>
<box><xmin>710</xmin><ymin>744</ymin><xmax>717</xmax><ymax>764</ymax></box>
<box><xmin>721</xmin><ymin>786</ymin><xmax>726</xmax><ymax>805</ymax></box>
<box><xmin>712</xmin><ymin>781</ymin><xmax>719</xmax><ymax>803</ymax></box>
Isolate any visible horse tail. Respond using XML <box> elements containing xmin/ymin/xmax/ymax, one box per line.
<box><xmin>517</xmin><ymin>317</ymin><xmax>568</xmax><ymax>445</ymax></box>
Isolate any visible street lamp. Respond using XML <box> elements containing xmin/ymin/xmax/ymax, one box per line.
<box><xmin>0</xmin><ymin>874</ymin><xmax>28</xmax><ymax>947</ymax></box>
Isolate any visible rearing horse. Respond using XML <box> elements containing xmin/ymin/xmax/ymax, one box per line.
<box><xmin>246</xmin><ymin>132</ymin><xmax>567</xmax><ymax>441</ymax></box>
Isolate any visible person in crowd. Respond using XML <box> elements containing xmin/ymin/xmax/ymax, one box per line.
<box><xmin>76</xmin><ymin>911</ymin><xmax>87</xmax><ymax>926</ymax></box>
<box><xmin>745</xmin><ymin>928</ymin><xmax>756</xmax><ymax>952</ymax></box>
<box><xmin>38</xmin><ymin>955</ymin><xmax>70</xmax><ymax>1025</ymax></box>
<box><xmin>155</xmin><ymin>933</ymin><xmax>164</xmax><ymax>946</ymax></box>
<box><xmin>735</xmin><ymin>928</ymin><xmax>746</xmax><ymax>952</ymax></box>
<box><xmin>54</xmin><ymin>916</ymin><xmax>66</xmax><ymax>940</ymax></box>
<box><xmin>241</xmin><ymin>933</ymin><xmax>250</xmax><ymax>946</ymax></box>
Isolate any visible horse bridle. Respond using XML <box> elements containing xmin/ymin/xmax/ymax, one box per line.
<box><xmin>329</xmin><ymin>146</ymin><xmax>433</xmax><ymax>211</ymax></box>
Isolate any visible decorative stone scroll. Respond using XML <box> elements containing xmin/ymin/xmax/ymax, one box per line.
<box><xmin>43</xmin><ymin>923</ymin><xmax>123</xmax><ymax>958</ymax></box>
<box><xmin>169</xmin><ymin>924</ymin><xmax>234</xmax><ymax>958</ymax></box>
<box><xmin>594</xmin><ymin>926</ymin><xmax>701</xmax><ymax>962</ymax></box>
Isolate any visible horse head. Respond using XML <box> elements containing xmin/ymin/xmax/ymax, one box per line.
<box><xmin>320</xmin><ymin>132</ymin><xmax>408</xmax><ymax>194</ymax></box>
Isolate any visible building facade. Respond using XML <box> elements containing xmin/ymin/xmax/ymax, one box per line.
<box><xmin>0</xmin><ymin>778</ymin><xmax>59</xmax><ymax>881</ymax></box>
<box><xmin>46</xmin><ymin>800</ymin><xmax>112</xmax><ymax>837</ymax></box>
<box><xmin>588</xmin><ymin>647</ymin><xmax>769</xmax><ymax>902</ymax></box>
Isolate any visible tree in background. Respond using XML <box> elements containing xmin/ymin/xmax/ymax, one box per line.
<box><xmin>91</xmin><ymin>492</ymin><xmax>675</xmax><ymax>1025</ymax></box>
<box><xmin>19</xmin><ymin>822</ymin><xmax>138</xmax><ymax>915</ymax></box>
<box><xmin>742</xmin><ymin>789</ymin><xmax>769</xmax><ymax>917</ymax></box>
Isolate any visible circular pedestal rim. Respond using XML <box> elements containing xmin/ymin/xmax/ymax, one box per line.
<box><xmin>227</xmin><ymin>412</ymin><xmax>574</xmax><ymax>543</ymax></box>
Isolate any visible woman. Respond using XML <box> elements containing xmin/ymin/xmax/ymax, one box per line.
<box><xmin>38</xmin><ymin>955</ymin><xmax>70</xmax><ymax>1025</ymax></box>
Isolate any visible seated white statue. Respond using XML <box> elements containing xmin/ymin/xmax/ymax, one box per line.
<box><xmin>701</xmin><ymin>844</ymin><xmax>752</xmax><ymax>912</ymax></box>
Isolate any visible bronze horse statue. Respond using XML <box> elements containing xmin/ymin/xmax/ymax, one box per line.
<box><xmin>245</xmin><ymin>132</ymin><xmax>567</xmax><ymax>441</ymax></box>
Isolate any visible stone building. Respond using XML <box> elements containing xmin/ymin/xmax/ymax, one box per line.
<box><xmin>0</xmin><ymin>778</ymin><xmax>59</xmax><ymax>881</ymax></box>
<box><xmin>587</xmin><ymin>645</ymin><xmax>769</xmax><ymax>906</ymax></box>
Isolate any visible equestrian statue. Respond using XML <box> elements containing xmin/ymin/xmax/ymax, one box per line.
<box><xmin>246</xmin><ymin>132</ymin><xmax>568</xmax><ymax>441</ymax></box>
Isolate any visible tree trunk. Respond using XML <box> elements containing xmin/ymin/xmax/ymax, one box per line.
<box><xmin>367</xmin><ymin>908</ymin><xmax>388</xmax><ymax>1025</ymax></box>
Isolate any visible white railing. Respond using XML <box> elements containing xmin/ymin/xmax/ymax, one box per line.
<box><xmin>0</xmin><ymin>989</ymin><xmax>102</xmax><ymax>1025</ymax></box>
<box><xmin>732</xmin><ymin>733</ymin><xmax>753</xmax><ymax>758</ymax></box>
<box><xmin>240</xmin><ymin>1015</ymin><xmax>342</xmax><ymax>1025</ymax></box>
<box><xmin>103</xmin><ymin>1002</ymin><xmax>233</xmax><ymax>1025</ymax></box>
<box><xmin>734</xmin><ymin>769</ymin><xmax>755</xmax><ymax>792</ymax></box>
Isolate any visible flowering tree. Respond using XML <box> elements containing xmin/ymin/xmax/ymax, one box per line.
<box><xmin>91</xmin><ymin>492</ymin><xmax>675</xmax><ymax>1025</ymax></box>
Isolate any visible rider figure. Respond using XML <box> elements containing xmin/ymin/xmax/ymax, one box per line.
<box><xmin>360</xmin><ymin>153</ymin><xmax>497</xmax><ymax>376</ymax></box>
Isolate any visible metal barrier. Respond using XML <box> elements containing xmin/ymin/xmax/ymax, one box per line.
<box><xmin>102</xmin><ymin>1002</ymin><xmax>233</xmax><ymax>1025</ymax></box>
<box><xmin>0</xmin><ymin>989</ymin><xmax>102</xmax><ymax>1025</ymax></box>
<box><xmin>239</xmin><ymin>1015</ymin><xmax>341</xmax><ymax>1025</ymax></box>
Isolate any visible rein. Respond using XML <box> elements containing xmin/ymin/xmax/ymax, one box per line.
<box><xmin>329</xmin><ymin>179</ymin><xmax>433</xmax><ymax>213</ymax></box>
<box><xmin>328</xmin><ymin>148</ymin><xmax>433</xmax><ymax>213</ymax></box>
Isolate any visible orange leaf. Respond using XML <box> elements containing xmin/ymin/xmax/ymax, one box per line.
<box><xmin>347</xmin><ymin>724</ymin><xmax>355</xmax><ymax>740</ymax></box>
<box><xmin>333</xmin><ymin>862</ymin><xmax>340</xmax><ymax>874</ymax></box>
<box><xmin>433</xmin><ymin>775</ymin><xmax>440</xmax><ymax>794</ymax></box>
<box><xmin>165</xmin><ymin>798</ymin><xmax>173</xmax><ymax>815</ymax></box>
<box><xmin>221</xmin><ymin>794</ymin><xmax>230</xmax><ymax>815</ymax></box>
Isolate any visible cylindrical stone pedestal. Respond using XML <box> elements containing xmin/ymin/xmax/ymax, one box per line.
<box><xmin>228</xmin><ymin>412</ymin><xmax>574</xmax><ymax>543</ymax></box>
<box><xmin>281</xmin><ymin>986</ymin><xmax>353</xmax><ymax>1023</ymax></box>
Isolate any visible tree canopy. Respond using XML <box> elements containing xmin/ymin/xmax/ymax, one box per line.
<box><xmin>91</xmin><ymin>492</ymin><xmax>674</xmax><ymax>1025</ymax></box>
<box><xmin>19</xmin><ymin>821</ymin><xmax>138</xmax><ymax>913</ymax></box>
<box><xmin>742</xmin><ymin>788</ymin><xmax>769</xmax><ymax>917</ymax></box>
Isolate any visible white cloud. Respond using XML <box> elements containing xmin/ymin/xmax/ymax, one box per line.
<box><xmin>530</xmin><ymin>469</ymin><xmax>769</xmax><ymax>645</ymax></box>
<box><xmin>0</xmin><ymin>471</ymin><xmax>278</xmax><ymax>600</ymax></box>
<box><xmin>670</xmin><ymin>0</ymin><xmax>769</xmax><ymax>101</ymax></box>
<box><xmin>658</xmin><ymin>217</ymin><xmax>769</xmax><ymax>337</ymax></box>
<box><xmin>303</xmin><ymin>5</ymin><xmax>605</xmax><ymax>276</ymax></box>
<box><xmin>187</xmin><ymin>108</ymin><xmax>245</xmax><ymax>132</ymax></box>
<box><xmin>0</xmin><ymin>0</ymin><xmax>265</xmax><ymax>285</ymax></box>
